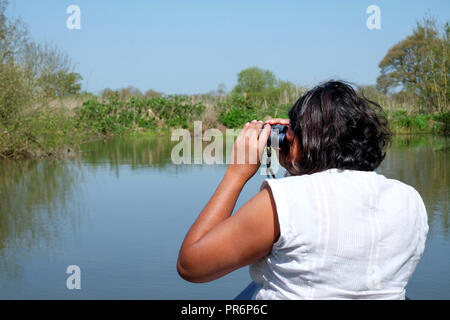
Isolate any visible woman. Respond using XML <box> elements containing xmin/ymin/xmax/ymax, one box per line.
<box><xmin>177</xmin><ymin>80</ymin><xmax>428</xmax><ymax>299</ymax></box>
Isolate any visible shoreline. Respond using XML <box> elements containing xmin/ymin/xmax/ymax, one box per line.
<box><xmin>1</xmin><ymin>129</ymin><xmax>448</xmax><ymax>161</ymax></box>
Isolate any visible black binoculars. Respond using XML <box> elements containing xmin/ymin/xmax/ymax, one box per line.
<box><xmin>265</xmin><ymin>124</ymin><xmax>288</xmax><ymax>149</ymax></box>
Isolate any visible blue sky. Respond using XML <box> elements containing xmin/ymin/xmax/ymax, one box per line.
<box><xmin>6</xmin><ymin>0</ymin><xmax>450</xmax><ymax>95</ymax></box>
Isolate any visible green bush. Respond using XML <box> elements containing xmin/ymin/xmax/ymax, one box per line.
<box><xmin>145</xmin><ymin>95</ymin><xmax>205</xmax><ymax>128</ymax></box>
<box><xmin>391</xmin><ymin>110</ymin><xmax>410</xmax><ymax>127</ymax></box>
<box><xmin>217</xmin><ymin>93</ymin><xmax>294</xmax><ymax>128</ymax></box>
<box><xmin>410</xmin><ymin>114</ymin><xmax>431</xmax><ymax>130</ymax></box>
<box><xmin>265</xmin><ymin>103</ymin><xmax>291</xmax><ymax>119</ymax></box>
<box><xmin>0</xmin><ymin>107</ymin><xmax>83</xmax><ymax>158</ymax></box>
<box><xmin>76</xmin><ymin>95</ymin><xmax>205</xmax><ymax>135</ymax></box>
<box><xmin>432</xmin><ymin>111</ymin><xmax>450</xmax><ymax>135</ymax></box>
<box><xmin>217</xmin><ymin>95</ymin><xmax>258</xmax><ymax>128</ymax></box>
<box><xmin>219</xmin><ymin>107</ymin><xmax>257</xmax><ymax>128</ymax></box>
<box><xmin>76</xmin><ymin>99</ymin><xmax>121</xmax><ymax>134</ymax></box>
<box><xmin>388</xmin><ymin>109</ymin><xmax>447</xmax><ymax>134</ymax></box>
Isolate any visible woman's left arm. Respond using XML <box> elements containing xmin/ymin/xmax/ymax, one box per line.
<box><xmin>177</xmin><ymin>121</ymin><xmax>280</xmax><ymax>283</ymax></box>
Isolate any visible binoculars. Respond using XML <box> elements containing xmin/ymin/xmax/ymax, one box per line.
<box><xmin>266</xmin><ymin>124</ymin><xmax>288</xmax><ymax>149</ymax></box>
<box><xmin>262</xmin><ymin>124</ymin><xmax>288</xmax><ymax>179</ymax></box>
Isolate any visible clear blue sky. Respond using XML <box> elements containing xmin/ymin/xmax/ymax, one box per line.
<box><xmin>6</xmin><ymin>0</ymin><xmax>450</xmax><ymax>95</ymax></box>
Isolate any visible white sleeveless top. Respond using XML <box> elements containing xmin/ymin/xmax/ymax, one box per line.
<box><xmin>249</xmin><ymin>169</ymin><xmax>428</xmax><ymax>300</ymax></box>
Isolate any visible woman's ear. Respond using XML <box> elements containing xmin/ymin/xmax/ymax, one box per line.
<box><xmin>282</xmin><ymin>129</ymin><xmax>303</xmax><ymax>175</ymax></box>
<box><xmin>290</xmin><ymin>140</ymin><xmax>300</xmax><ymax>167</ymax></box>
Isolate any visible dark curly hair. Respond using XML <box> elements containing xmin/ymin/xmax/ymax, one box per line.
<box><xmin>286</xmin><ymin>80</ymin><xmax>391</xmax><ymax>175</ymax></box>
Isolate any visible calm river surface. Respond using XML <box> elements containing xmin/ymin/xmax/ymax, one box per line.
<box><xmin>0</xmin><ymin>135</ymin><xmax>448</xmax><ymax>299</ymax></box>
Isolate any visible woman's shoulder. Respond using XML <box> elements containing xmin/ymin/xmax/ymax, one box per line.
<box><xmin>267</xmin><ymin>169</ymin><xmax>424</xmax><ymax>202</ymax></box>
<box><xmin>260</xmin><ymin>172</ymin><xmax>312</xmax><ymax>192</ymax></box>
<box><xmin>269</xmin><ymin>168</ymin><xmax>378</xmax><ymax>185</ymax></box>
<box><xmin>264</xmin><ymin>168</ymin><xmax>423</xmax><ymax>194</ymax></box>
<box><xmin>370</xmin><ymin>171</ymin><xmax>423</xmax><ymax>199</ymax></box>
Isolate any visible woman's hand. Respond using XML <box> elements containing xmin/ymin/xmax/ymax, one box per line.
<box><xmin>265</xmin><ymin>118</ymin><xmax>290</xmax><ymax>126</ymax></box>
<box><xmin>177</xmin><ymin>120</ymin><xmax>280</xmax><ymax>284</ymax></box>
<box><xmin>226</xmin><ymin>120</ymin><xmax>271</xmax><ymax>183</ymax></box>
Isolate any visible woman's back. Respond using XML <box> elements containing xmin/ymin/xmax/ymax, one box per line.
<box><xmin>250</xmin><ymin>169</ymin><xmax>429</xmax><ymax>299</ymax></box>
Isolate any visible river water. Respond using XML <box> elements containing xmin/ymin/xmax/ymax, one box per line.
<box><xmin>0</xmin><ymin>135</ymin><xmax>448</xmax><ymax>299</ymax></box>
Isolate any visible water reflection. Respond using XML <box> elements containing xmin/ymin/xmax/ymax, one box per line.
<box><xmin>81</xmin><ymin>136</ymin><xmax>175</xmax><ymax>169</ymax></box>
<box><xmin>0</xmin><ymin>159</ymin><xmax>83</xmax><ymax>280</ymax></box>
<box><xmin>79</xmin><ymin>135</ymin><xmax>236</xmax><ymax>175</ymax></box>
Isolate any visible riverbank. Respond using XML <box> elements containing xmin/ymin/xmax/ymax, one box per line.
<box><xmin>388</xmin><ymin>110</ymin><xmax>449</xmax><ymax>135</ymax></box>
<box><xmin>0</xmin><ymin>95</ymin><xmax>448</xmax><ymax>160</ymax></box>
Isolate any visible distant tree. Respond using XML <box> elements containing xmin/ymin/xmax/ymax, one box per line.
<box><xmin>357</xmin><ymin>85</ymin><xmax>384</xmax><ymax>101</ymax></box>
<box><xmin>232</xmin><ymin>67</ymin><xmax>298</xmax><ymax>105</ymax></box>
<box><xmin>144</xmin><ymin>88</ymin><xmax>162</xmax><ymax>98</ymax></box>
<box><xmin>377</xmin><ymin>17</ymin><xmax>449</xmax><ymax>113</ymax></box>
<box><xmin>100</xmin><ymin>88</ymin><xmax>115</xmax><ymax>100</ymax></box>
<box><xmin>118</xmin><ymin>86</ymin><xmax>143</xmax><ymax>100</ymax></box>
<box><xmin>217</xmin><ymin>83</ymin><xmax>227</xmax><ymax>96</ymax></box>
<box><xmin>233</xmin><ymin>67</ymin><xmax>277</xmax><ymax>95</ymax></box>
<box><xmin>278</xmin><ymin>80</ymin><xmax>299</xmax><ymax>104</ymax></box>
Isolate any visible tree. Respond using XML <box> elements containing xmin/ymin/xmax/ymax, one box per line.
<box><xmin>22</xmin><ymin>41</ymin><xmax>82</xmax><ymax>101</ymax></box>
<box><xmin>144</xmin><ymin>88</ymin><xmax>162</xmax><ymax>98</ymax></box>
<box><xmin>217</xmin><ymin>83</ymin><xmax>227</xmax><ymax>96</ymax></box>
<box><xmin>100</xmin><ymin>88</ymin><xmax>115</xmax><ymax>100</ymax></box>
<box><xmin>0</xmin><ymin>0</ymin><xmax>82</xmax><ymax>107</ymax></box>
<box><xmin>37</xmin><ymin>71</ymin><xmax>82</xmax><ymax>98</ymax></box>
<box><xmin>0</xmin><ymin>0</ymin><xmax>30</xmax><ymax>124</ymax></box>
<box><xmin>233</xmin><ymin>67</ymin><xmax>277</xmax><ymax>95</ymax></box>
<box><xmin>118</xmin><ymin>86</ymin><xmax>143</xmax><ymax>100</ymax></box>
<box><xmin>0</xmin><ymin>0</ymin><xmax>28</xmax><ymax>65</ymax></box>
<box><xmin>377</xmin><ymin>17</ymin><xmax>449</xmax><ymax>113</ymax></box>
<box><xmin>232</xmin><ymin>67</ymin><xmax>298</xmax><ymax>105</ymax></box>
